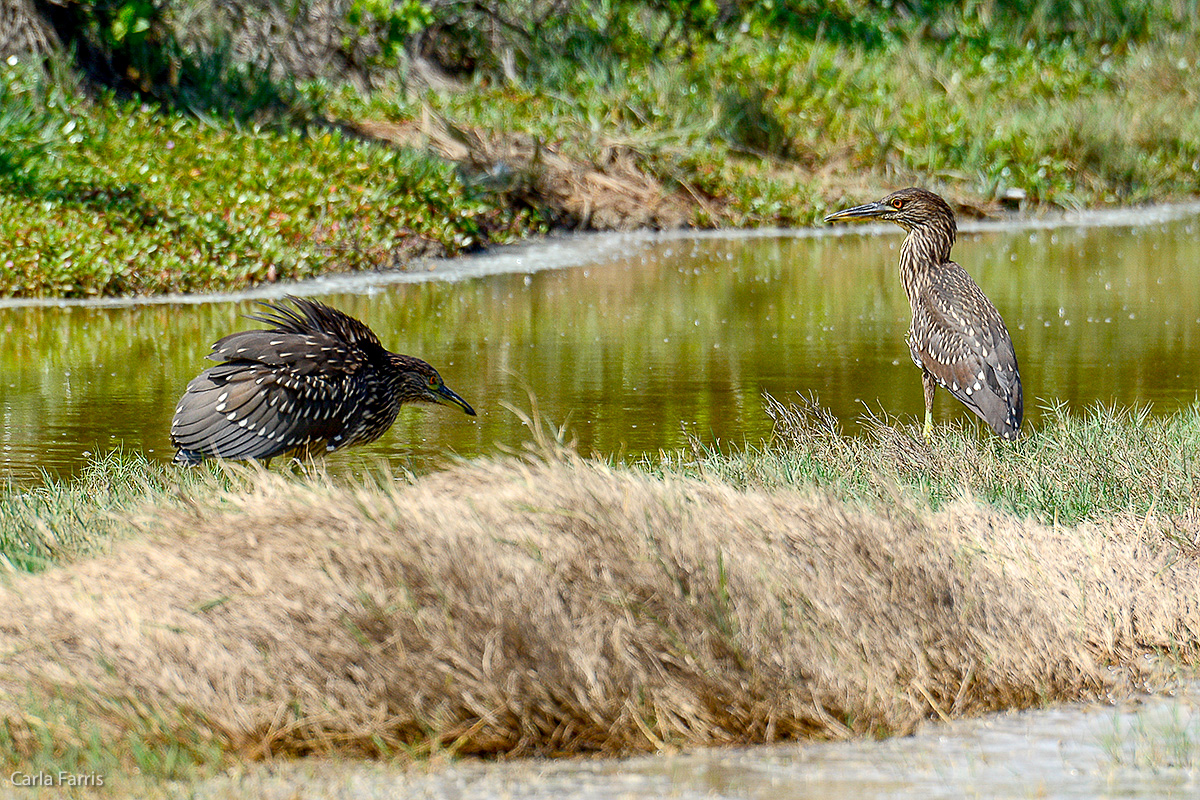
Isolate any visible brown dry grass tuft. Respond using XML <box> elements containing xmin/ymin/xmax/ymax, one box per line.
<box><xmin>350</xmin><ymin>115</ymin><xmax>696</xmax><ymax>231</ymax></box>
<box><xmin>2</xmin><ymin>452</ymin><xmax>1199</xmax><ymax>765</ymax></box>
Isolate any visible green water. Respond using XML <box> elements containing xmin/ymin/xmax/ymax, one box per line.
<box><xmin>2</xmin><ymin>208</ymin><xmax>1200</xmax><ymax>484</ymax></box>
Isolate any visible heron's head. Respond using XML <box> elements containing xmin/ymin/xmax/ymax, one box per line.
<box><xmin>824</xmin><ymin>187</ymin><xmax>956</xmax><ymax>235</ymax></box>
<box><xmin>397</xmin><ymin>357</ymin><xmax>477</xmax><ymax>416</ymax></box>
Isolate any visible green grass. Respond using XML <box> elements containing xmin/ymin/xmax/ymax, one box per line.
<box><xmin>0</xmin><ymin>449</ymin><xmax>209</xmax><ymax>571</ymax></box>
<box><xmin>404</xmin><ymin>30</ymin><xmax>1200</xmax><ymax>213</ymax></box>
<box><xmin>0</xmin><ymin>62</ymin><xmax>544</xmax><ymax>297</ymax></box>
<box><xmin>5</xmin><ymin>4</ymin><xmax>1200</xmax><ymax>297</ymax></box>
<box><xmin>656</xmin><ymin>397</ymin><xmax>1200</xmax><ymax>527</ymax></box>
<box><xmin>4</xmin><ymin>403</ymin><xmax>1199</xmax><ymax>574</ymax></box>
<box><xmin>0</xmin><ymin>688</ymin><xmax>222</xmax><ymax>784</ymax></box>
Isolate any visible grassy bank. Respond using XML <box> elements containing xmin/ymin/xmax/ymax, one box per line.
<box><xmin>0</xmin><ymin>64</ymin><xmax>542</xmax><ymax>297</ymax></box>
<box><xmin>667</xmin><ymin>397</ymin><xmax>1200</xmax><ymax>525</ymax></box>
<box><xmin>3</xmin><ymin>3</ymin><xmax>1200</xmax><ymax>297</ymax></box>
<box><xmin>1</xmin><ymin>404</ymin><xmax>1198</xmax><ymax>781</ymax></box>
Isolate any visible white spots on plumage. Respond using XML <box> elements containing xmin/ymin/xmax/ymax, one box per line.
<box><xmin>227</xmin><ymin>412</ymin><xmax>237</xmax><ymax>421</ymax></box>
<box><xmin>215</xmin><ymin>402</ymin><xmax>227</xmax><ymax>412</ymax></box>
<box><xmin>217</xmin><ymin>391</ymin><xmax>229</xmax><ymax>404</ymax></box>
<box><xmin>974</xmin><ymin>381</ymin><xmax>982</xmax><ymax>391</ymax></box>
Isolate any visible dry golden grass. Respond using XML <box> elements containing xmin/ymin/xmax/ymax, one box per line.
<box><xmin>1</xmin><ymin>450</ymin><xmax>1199</xmax><ymax>768</ymax></box>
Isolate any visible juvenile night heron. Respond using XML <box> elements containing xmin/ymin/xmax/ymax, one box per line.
<box><xmin>824</xmin><ymin>188</ymin><xmax>1022</xmax><ymax>440</ymax></box>
<box><xmin>171</xmin><ymin>296</ymin><xmax>476</xmax><ymax>464</ymax></box>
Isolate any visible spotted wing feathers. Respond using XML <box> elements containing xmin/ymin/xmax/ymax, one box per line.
<box><xmin>171</xmin><ymin>297</ymin><xmax>374</xmax><ymax>463</ymax></box>
<box><xmin>913</xmin><ymin>264</ymin><xmax>1023</xmax><ymax>439</ymax></box>
<box><xmin>208</xmin><ymin>329</ymin><xmax>365</xmax><ymax>375</ymax></box>
<box><xmin>171</xmin><ymin>362</ymin><xmax>347</xmax><ymax>463</ymax></box>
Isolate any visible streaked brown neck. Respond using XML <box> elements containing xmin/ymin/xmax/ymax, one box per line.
<box><xmin>898</xmin><ymin>216</ymin><xmax>956</xmax><ymax>305</ymax></box>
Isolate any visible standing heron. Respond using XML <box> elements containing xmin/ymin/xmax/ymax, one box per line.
<box><xmin>824</xmin><ymin>188</ymin><xmax>1022</xmax><ymax>440</ymax></box>
<box><xmin>171</xmin><ymin>296</ymin><xmax>476</xmax><ymax>464</ymax></box>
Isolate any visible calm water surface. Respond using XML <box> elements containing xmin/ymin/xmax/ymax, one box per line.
<box><xmin>3</xmin><ymin>207</ymin><xmax>1200</xmax><ymax>484</ymax></box>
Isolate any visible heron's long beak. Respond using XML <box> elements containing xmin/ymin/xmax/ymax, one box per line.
<box><xmin>824</xmin><ymin>201</ymin><xmax>889</xmax><ymax>223</ymax></box>
<box><xmin>436</xmin><ymin>384</ymin><xmax>477</xmax><ymax>416</ymax></box>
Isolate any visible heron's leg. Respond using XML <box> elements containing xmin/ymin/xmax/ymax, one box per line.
<box><xmin>922</xmin><ymin>370</ymin><xmax>936</xmax><ymax>441</ymax></box>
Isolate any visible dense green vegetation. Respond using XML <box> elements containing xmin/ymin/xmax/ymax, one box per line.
<box><xmin>660</xmin><ymin>398</ymin><xmax>1200</xmax><ymax>526</ymax></box>
<box><xmin>0</xmin><ymin>63</ymin><xmax>539</xmax><ymax>296</ymax></box>
<box><xmin>5</xmin><ymin>401</ymin><xmax>1199</xmax><ymax>572</ymax></box>
<box><xmin>3</xmin><ymin>0</ymin><xmax>1200</xmax><ymax>297</ymax></box>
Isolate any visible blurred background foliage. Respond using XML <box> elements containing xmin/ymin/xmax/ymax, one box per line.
<box><xmin>1</xmin><ymin>0</ymin><xmax>1199</xmax><ymax>296</ymax></box>
<box><xmin>8</xmin><ymin>0</ymin><xmax>1198</xmax><ymax>120</ymax></box>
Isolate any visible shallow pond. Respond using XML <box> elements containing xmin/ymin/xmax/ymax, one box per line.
<box><xmin>3</xmin><ymin>204</ymin><xmax>1200</xmax><ymax>484</ymax></box>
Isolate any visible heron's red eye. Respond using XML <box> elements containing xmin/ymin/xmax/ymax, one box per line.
<box><xmin>891</xmin><ymin>198</ymin><xmax>904</xmax><ymax>209</ymax></box>
<box><xmin>429</xmin><ymin>377</ymin><xmax>437</xmax><ymax>386</ymax></box>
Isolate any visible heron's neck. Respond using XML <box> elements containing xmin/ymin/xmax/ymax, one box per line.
<box><xmin>898</xmin><ymin>220</ymin><xmax>956</xmax><ymax>304</ymax></box>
